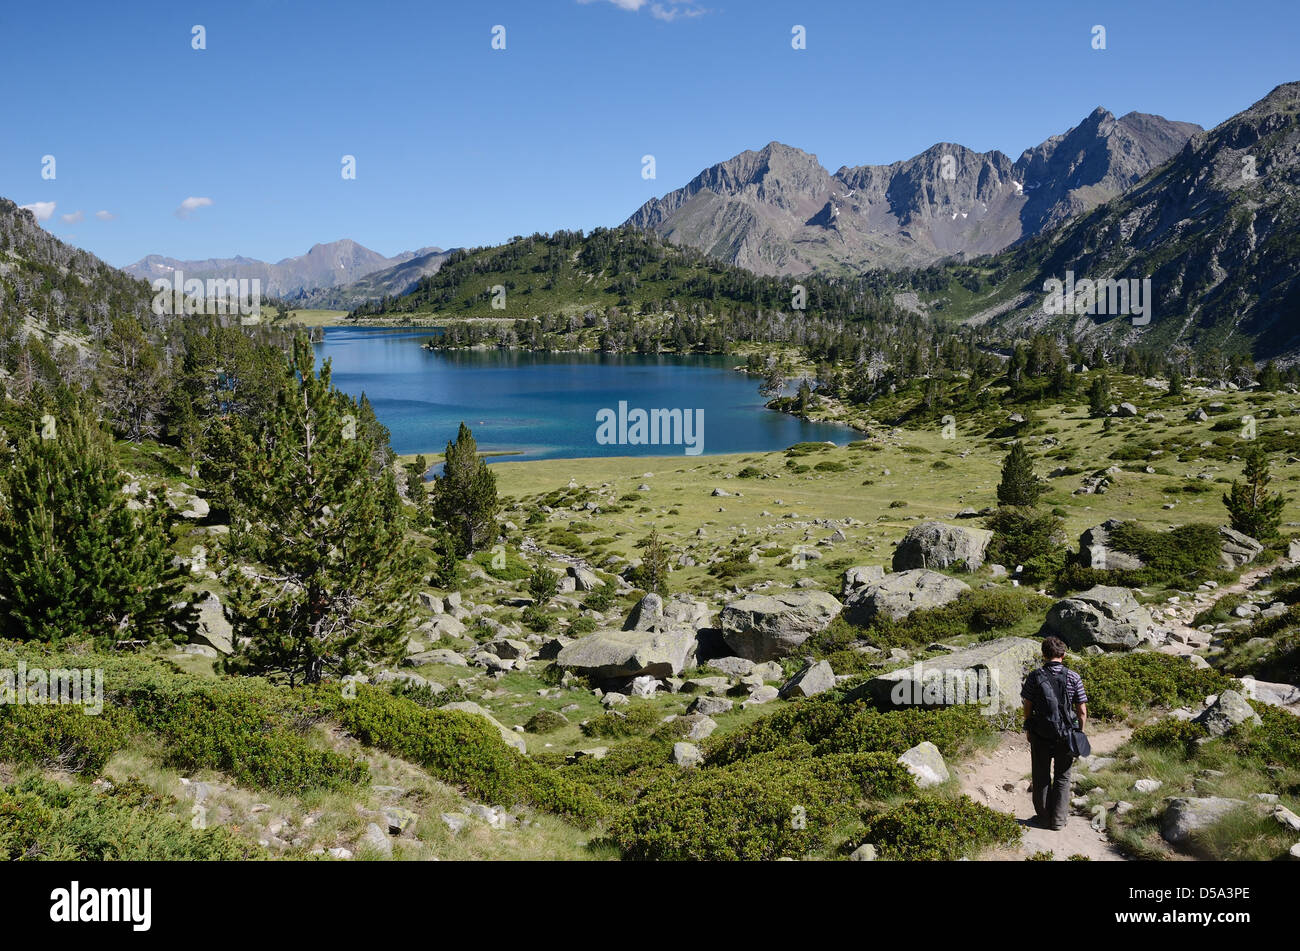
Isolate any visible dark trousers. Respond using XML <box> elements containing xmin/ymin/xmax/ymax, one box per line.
<box><xmin>1029</xmin><ymin>732</ymin><xmax>1074</xmax><ymax>829</ymax></box>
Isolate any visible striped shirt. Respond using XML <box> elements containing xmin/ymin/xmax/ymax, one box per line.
<box><xmin>1021</xmin><ymin>662</ymin><xmax>1088</xmax><ymax>708</ymax></box>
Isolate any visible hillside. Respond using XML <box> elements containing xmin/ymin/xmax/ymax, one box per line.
<box><xmin>624</xmin><ymin>110</ymin><xmax>1199</xmax><ymax>276</ymax></box>
<box><xmin>901</xmin><ymin>82</ymin><xmax>1300</xmax><ymax>363</ymax></box>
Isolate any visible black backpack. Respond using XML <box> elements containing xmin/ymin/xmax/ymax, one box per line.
<box><xmin>1028</xmin><ymin>665</ymin><xmax>1076</xmax><ymax>744</ymax></box>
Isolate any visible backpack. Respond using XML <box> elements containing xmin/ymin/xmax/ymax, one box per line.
<box><xmin>1028</xmin><ymin>665</ymin><xmax>1076</xmax><ymax>744</ymax></box>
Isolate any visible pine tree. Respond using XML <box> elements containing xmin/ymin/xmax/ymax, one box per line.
<box><xmin>1168</xmin><ymin>370</ymin><xmax>1184</xmax><ymax>397</ymax></box>
<box><xmin>431</xmin><ymin>527</ymin><xmax>462</xmax><ymax>590</ymax></box>
<box><xmin>1223</xmin><ymin>446</ymin><xmax>1287</xmax><ymax>541</ymax></box>
<box><xmin>210</xmin><ymin>335</ymin><xmax>419</xmax><ymax>685</ymax></box>
<box><xmin>1088</xmin><ymin>374</ymin><xmax>1111</xmax><ymax>417</ymax></box>
<box><xmin>527</xmin><ymin>560</ymin><xmax>558</xmax><ymax>605</ymax></box>
<box><xmin>0</xmin><ymin>408</ymin><xmax>196</xmax><ymax>644</ymax></box>
<box><xmin>996</xmin><ymin>442</ymin><xmax>1042</xmax><ymax>507</ymax></box>
<box><xmin>430</xmin><ymin>423</ymin><xmax>500</xmax><ymax>555</ymax></box>
<box><xmin>633</xmin><ymin>528</ymin><xmax>671</xmax><ymax>595</ymax></box>
<box><xmin>1257</xmin><ymin>361</ymin><xmax>1282</xmax><ymax>392</ymax></box>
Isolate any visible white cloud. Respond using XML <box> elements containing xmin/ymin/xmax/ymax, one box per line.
<box><xmin>95</xmin><ymin>210</ymin><xmax>116</xmax><ymax>221</ymax></box>
<box><xmin>175</xmin><ymin>196</ymin><xmax>213</xmax><ymax>219</ymax></box>
<box><xmin>578</xmin><ymin>0</ymin><xmax>706</xmax><ymax>19</ymax></box>
<box><xmin>19</xmin><ymin>201</ymin><xmax>56</xmax><ymax>221</ymax></box>
<box><xmin>61</xmin><ymin>210</ymin><xmax>84</xmax><ymax>224</ymax></box>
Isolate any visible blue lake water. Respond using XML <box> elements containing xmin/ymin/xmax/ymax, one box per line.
<box><xmin>317</xmin><ymin>326</ymin><xmax>857</xmax><ymax>462</ymax></box>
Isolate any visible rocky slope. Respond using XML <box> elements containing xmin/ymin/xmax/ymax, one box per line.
<box><xmin>625</xmin><ymin>110</ymin><xmax>1200</xmax><ymax>275</ymax></box>
<box><xmin>951</xmin><ymin>82</ymin><xmax>1300</xmax><ymax>361</ymax></box>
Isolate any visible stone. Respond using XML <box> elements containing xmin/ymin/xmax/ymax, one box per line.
<box><xmin>1274</xmin><ymin>805</ymin><xmax>1300</xmax><ymax>833</ymax></box>
<box><xmin>706</xmin><ymin>656</ymin><xmax>755</xmax><ymax>678</ymax></box>
<box><xmin>1077</xmin><ymin>520</ymin><xmax>1145</xmax><ymax>572</ymax></box>
<box><xmin>440</xmin><ymin>812</ymin><xmax>468</xmax><ymax>835</ymax></box>
<box><xmin>841</xmin><ymin>565</ymin><xmax>886</xmax><ymax>598</ymax></box>
<box><xmin>1160</xmin><ymin>797</ymin><xmax>1248</xmax><ymax>847</ymax></box>
<box><xmin>383</xmin><ymin>807</ymin><xmax>418</xmax><ymax>835</ymax></box>
<box><xmin>853</xmin><ymin>635</ymin><xmax>1040</xmax><ymax>715</ymax></box>
<box><xmin>624</xmin><ymin>593</ymin><xmax>665</xmax><ymax>631</ymax></box>
<box><xmin>1043</xmin><ymin>585</ymin><xmax>1153</xmax><ymax>651</ymax></box>
<box><xmin>417</xmin><ymin>592</ymin><xmax>443</xmax><ymax>612</ymax></box>
<box><xmin>897</xmin><ymin>741</ymin><xmax>949</xmax><ymax>788</ymax></box>
<box><xmin>555</xmin><ymin>626</ymin><xmax>696</xmax><ymax>682</ymax></box>
<box><xmin>486</xmin><ymin>637</ymin><xmax>531</xmax><ymax>660</ymax></box>
<box><xmin>1218</xmin><ymin>526</ymin><xmax>1264</xmax><ymax>569</ymax></box>
<box><xmin>719</xmin><ymin>590</ymin><xmax>842</xmax><ymax>662</ymax></box>
<box><xmin>1193</xmin><ymin>689</ymin><xmax>1262</xmax><ymax>736</ymax></box>
<box><xmin>672</xmin><ymin>742</ymin><xmax>704</xmax><ymax>767</ymax></box>
<box><xmin>1134</xmin><ymin>779</ymin><xmax>1163</xmax><ymax>793</ymax></box>
<box><xmin>441</xmin><ymin>701</ymin><xmax>528</xmax><ymax>755</ymax></box>
<box><xmin>567</xmin><ymin>565</ymin><xmax>604</xmax><ymax>591</ymax></box>
<box><xmin>403</xmin><ymin>648</ymin><xmax>468</xmax><ymax>667</ymax></box>
<box><xmin>679</xmin><ymin>714</ymin><xmax>717</xmax><ymax>741</ymax></box>
<box><xmin>778</xmin><ymin>660</ymin><xmax>836</xmax><ymax>699</ymax></box>
<box><xmin>1239</xmin><ymin>676</ymin><xmax>1300</xmax><ymax>711</ymax></box>
<box><xmin>742</xmin><ymin>684</ymin><xmax>779</xmax><ymax>707</ymax></box>
<box><xmin>891</xmin><ymin>521</ymin><xmax>992</xmax><ymax>572</ymax></box>
<box><xmin>849</xmin><ymin>843</ymin><xmax>878</xmax><ymax>861</ymax></box>
<box><xmin>1118</xmin><ymin>402</ymin><xmax>1138</xmax><ymax>417</ymax></box>
<box><xmin>192</xmin><ymin>592</ymin><xmax>234</xmax><ymax>655</ymax></box>
<box><xmin>843</xmin><ymin>569</ymin><xmax>971</xmax><ymax>625</ymax></box>
<box><xmin>686</xmin><ymin>695</ymin><xmax>734</xmax><ymax>716</ymax></box>
<box><xmin>360</xmin><ymin>822</ymin><xmax>392</xmax><ymax>858</ymax></box>
<box><xmin>629</xmin><ymin>675</ymin><xmax>660</xmax><ymax>697</ymax></box>
<box><xmin>372</xmin><ymin>670</ymin><xmax>443</xmax><ymax>693</ymax></box>
<box><xmin>328</xmin><ymin>847</ymin><xmax>353</xmax><ymax>860</ymax></box>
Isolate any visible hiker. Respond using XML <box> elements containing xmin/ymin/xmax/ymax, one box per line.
<box><xmin>1021</xmin><ymin>636</ymin><xmax>1088</xmax><ymax>830</ymax></box>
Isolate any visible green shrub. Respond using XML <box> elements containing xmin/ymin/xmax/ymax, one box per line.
<box><xmin>121</xmin><ymin>678</ymin><xmax>366</xmax><ymax>794</ymax></box>
<box><xmin>859</xmin><ymin>795</ymin><xmax>1021</xmax><ymax>860</ymax></box>
<box><xmin>524</xmin><ymin>710</ymin><xmax>568</xmax><ymax>734</ymax></box>
<box><xmin>814</xmin><ymin>461</ymin><xmax>847</xmax><ymax>473</ymax></box>
<box><xmin>0</xmin><ymin>775</ymin><xmax>254</xmax><ymax>860</ymax></box>
<box><xmin>331</xmin><ymin>686</ymin><xmax>602</xmax><ymax>826</ymax></box>
<box><xmin>0</xmin><ymin>705</ymin><xmax>130</xmax><ymax>775</ymax></box>
<box><xmin>1068</xmin><ymin>652</ymin><xmax>1236</xmax><ymax>721</ymax></box>
<box><xmin>608</xmin><ymin>751</ymin><xmax>913</xmax><ymax>861</ymax></box>
<box><xmin>1130</xmin><ymin>718</ymin><xmax>1208</xmax><ymax>754</ymax></box>
<box><xmin>581</xmin><ymin>701</ymin><xmax>660</xmax><ymax>739</ymax></box>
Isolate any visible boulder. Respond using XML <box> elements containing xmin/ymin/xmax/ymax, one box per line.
<box><xmin>1218</xmin><ymin>526</ymin><xmax>1264</xmax><ymax>569</ymax></box>
<box><xmin>360</xmin><ymin>822</ymin><xmax>393</xmax><ymax>858</ymax></box>
<box><xmin>1043</xmin><ymin>585</ymin><xmax>1153</xmax><ymax>651</ymax></box>
<box><xmin>1193</xmin><ymin>689</ymin><xmax>1262</xmax><ymax>736</ymax></box>
<box><xmin>891</xmin><ymin>521</ymin><xmax>991</xmax><ymax>572</ymax></box>
<box><xmin>1239</xmin><ymin>676</ymin><xmax>1300</xmax><ymax>712</ymax></box>
<box><xmin>441</xmin><ymin>701</ymin><xmax>528</xmax><ymax>755</ymax></box>
<box><xmin>706</xmin><ymin>656</ymin><xmax>754</xmax><ymax>678</ymax></box>
<box><xmin>567</xmin><ymin>565</ymin><xmax>604</xmax><ymax>591</ymax></box>
<box><xmin>555</xmin><ymin>627</ymin><xmax>696</xmax><ymax>682</ymax></box>
<box><xmin>719</xmin><ymin>590</ymin><xmax>841</xmax><ymax>662</ymax></box>
<box><xmin>678</xmin><ymin>714</ymin><xmax>717</xmax><ymax>741</ymax></box>
<box><xmin>897</xmin><ymin>741</ymin><xmax>949</xmax><ymax>788</ymax></box>
<box><xmin>778</xmin><ymin>660</ymin><xmax>836</xmax><ymax>699</ymax></box>
<box><xmin>1077</xmin><ymin>520</ymin><xmax>1145</xmax><ymax>571</ymax></box>
<box><xmin>841</xmin><ymin>565</ymin><xmax>886</xmax><ymax>599</ymax></box>
<box><xmin>624</xmin><ymin>593</ymin><xmax>665</xmax><ymax>632</ymax></box>
<box><xmin>403</xmin><ymin>648</ymin><xmax>468</xmax><ymax>667</ymax></box>
<box><xmin>852</xmin><ymin>636</ymin><xmax>1041</xmax><ymax>715</ymax></box>
<box><xmin>672</xmin><ymin>742</ymin><xmax>704</xmax><ymax>767</ymax></box>
<box><xmin>849</xmin><ymin>843</ymin><xmax>878</xmax><ymax>861</ymax></box>
<box><xmin>1160</xmin><ymin>797</ymin><xmax>1248</xmax><ymax>847</ymax></box>
<box><xmin>686</xmin><ymin>695</ymin><xmax>734</xmax><ymax>716</ymax></box>
<box><xmin>192</xmin><ymin>592</ymin><xmax>234</xmax><ymax>655</ymax></box>
<box><xmin>843</xmin><ymin>569</ymin><xmax>970</xmax><ymax>625</ymax></box>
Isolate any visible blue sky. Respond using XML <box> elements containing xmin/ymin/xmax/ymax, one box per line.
<box><xmin>3</xmin><ymin>0</ymin><xmax>1295</xmax><ymax>268</ymax></box>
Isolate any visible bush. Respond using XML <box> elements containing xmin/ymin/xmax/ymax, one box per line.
<box><xmin>0</xmin><ymin>705</ymin><xmax>130</xmax><ymax>775</ymax></box>
<box><xmin>1067</xmin><ymin>652</ymin><xmax>1236</xmax><ymax>721</ymax></box>
<box><xmin>581</xmin><ymin>701</ymin><xmax>660</xmax><ymax>739</ymax></box>
<box><xmin>607</xmin><ymin>752</ymin><xmax>913</xmax><ymax>861</ymax></box>
<box><xmin>524</xmin><ymin>710</ymin><xmax>568</xmax><ymax>734</ymax></box>
<box><xmin>859</xmin><ymin>795</ymin><xmax>1021</xmax><ymax>860</ymax></box>
<box><xmin>332</xmin><ymin>686</ymin><xmax>602</xmax><ymax>826</ymax></box>
<box><xmin>841</xmin><ymin>588</ymin><xmax>1050</xmax><ymax>649</ymax></box>
<box><xmin>0</xmin><ymin>775</ymin><xmax>255</xmax><ymax>861</ymax></box>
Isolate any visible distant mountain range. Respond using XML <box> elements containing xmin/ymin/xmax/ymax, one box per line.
<box><xmin>123</xmin><ymin>239</ymin><xmax>449</xmax><ymax>305</ymax></box>
<box><xmin>625</xmin><ymin>110</ymin><xmax>1201</xmax><ymax>275</ymax></box>
<box><xmin>922</xmin><ymin>81</ymin><xmax>1300</xmax><ymax>361</ymax></box>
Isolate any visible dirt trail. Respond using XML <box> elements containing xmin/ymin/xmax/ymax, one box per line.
<box><xmin>959</xmin><ymin>725</ymin><xmax>1134</xmax><ymax>861</ymax></box>
<box><xmin>1156</xmin><ymin>564</ymin><xmax>1275</xmax><ymax>656</ymax></box>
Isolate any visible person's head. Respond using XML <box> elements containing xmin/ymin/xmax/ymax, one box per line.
<box><xmin>1041</xmin><ymin>636</ymin><xmax>1067</xmax><ymax>662</ymax></box>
